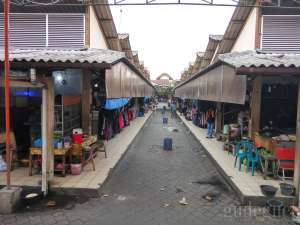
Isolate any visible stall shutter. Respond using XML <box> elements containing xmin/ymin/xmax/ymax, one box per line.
<box><xmin>0</xmin><ymin>14</ymin><xmax>46</xmax><ymax>48</ymax></box>
<box><xmin>262</xmin><ymin>15</ymin><xmax>300</xmax><ymax>53</ymax></box>
<box><xmin>48</xmin><ymin>14</ymin><xmax>85</xmax><ymax>49</ymax></box>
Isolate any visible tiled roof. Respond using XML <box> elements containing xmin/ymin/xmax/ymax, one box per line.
<box><xmin>219</xmin><ymin>50</ymin><xmax>300</xmax><ymax>68</ymax></box>
<box><xmin>0</xmin><ymin>48</ymin><xmax>125</xmax><ymax>64</ymax></box>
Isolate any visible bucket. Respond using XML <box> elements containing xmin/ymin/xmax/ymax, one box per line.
<box><xmin>163</xmin><ymin>138</ymin><xmax>172</xmax><ymax>151</ymax></box>
<box><xmin>70</xmin><ymin>163</ymin><xmax>82</xmax><ymax>175</ymax></box>
<box><xmin>72</xmin><ymin>134</ymin><xmax>83</xmax><ymax>144</ymax></box>
<box><xmin>163</xmin><ymin>117</ymin><xmax>168</xmax><ymax>124</ymax></box>
<box><xmin>280</xmin><ymin>183</ymin><xmax>295</xmax><ymax>196</ymax></box>
<box><xmin>266</xmin><ymin>199</ymin><xmax>284</xmax><ymax>216</ymax></box>
<box><xmin>138</xmin><ymin>111</ymin><xmax>144</xmax><ymax>117</ymax></box>
<box><xmin>260</xmin><ymin>185</ymin><xmax>277</xmax><ymax>197</ymax></box>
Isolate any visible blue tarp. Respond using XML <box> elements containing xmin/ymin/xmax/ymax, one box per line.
<box><xmin>144</xmin><ymin>96</ymin><xmax>151</xmax><ymax>102</ymax></box>
<box><xmin>104</xmin><ymin>98</ymin><xmax>131</xmax><ymax>110</ymax></box>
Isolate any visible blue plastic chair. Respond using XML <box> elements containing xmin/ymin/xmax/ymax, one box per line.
<box><xmin>234</xmin><ymin>141</ymin><xmax>252</xmax><ymax>171</ymax></box>
<box><xmin>246</xmin><ymin>147</ymin><xmax>261</xmax><ymax>176</ymax></box>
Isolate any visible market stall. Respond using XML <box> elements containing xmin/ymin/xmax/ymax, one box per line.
<box><xmin>175</xmin><ymin>51</ymin><xmax>300</xmax><ymax>182</ymax></box>
<box><xmin>0</xmin><ymin>48</ymin><xmax>154</xmax><ymax>194</ymax></box>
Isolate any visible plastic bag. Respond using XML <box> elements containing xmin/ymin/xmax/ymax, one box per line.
<box><xmin>0</xmin><ymin>155</ymin><xmax>7</xmax><ymax>172</ymax></box>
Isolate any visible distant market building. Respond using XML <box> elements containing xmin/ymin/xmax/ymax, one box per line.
<box><xmin>152</xmin><ymin>73</ymin><xmax>177</xmax><ymax>88</ymax></box>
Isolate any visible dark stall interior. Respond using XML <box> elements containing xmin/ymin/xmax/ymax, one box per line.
<box><xmin>0</xmin><ymin>87</ymin><xmax>42</xmax><ymax>161</ymax></box>
<box><xmin>260</xmin><ymin>82</ymin><xmax>298</xmax><ymax>134</ymax></box>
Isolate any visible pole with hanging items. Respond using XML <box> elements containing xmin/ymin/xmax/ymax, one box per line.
<box><xmin>4</xmin><ymin>0</ymin><xmax>11</xmax><ymax>189</ymax></box>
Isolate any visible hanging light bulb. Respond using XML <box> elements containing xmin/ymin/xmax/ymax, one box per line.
<box><xmin>56</xmin><ymin>74</ymin><xmax>63</xmax><ymax>82</ymax></box>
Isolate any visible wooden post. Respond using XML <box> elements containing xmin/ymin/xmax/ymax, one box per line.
<box><xmin>41</xmin><ymin>88</ymin><xmax>48</xmax><ymax>195</ymax></box>
<box><xmin>135</xmin><ymin>97</ymin><xmax>138</xmax><ymax>108</ymax></box>
<box><xmin>82</xmin><ymin>70</ymin><xmax>92</xmax><ymax>135</ymax></box>
<box><xmin>41</xmin><ymin>77</ymin><xmax>55</xmax><ymax>180</ymax></box>
<box><xmin>294</xmin><ymin>84</ymin><xmax>300</xmax><ymax>204</ymax></box>
<box><xmin>249</xmin><ymin>76</ymin><xmax>262</xmax><ymax>138</ymax></box>
<box><xmin>215</xmin><ymin>102</ymin><xmax>223</xmax><ymax>134</ymax></box>
<box><xmin>85</xmin><ymin>6</ymin><xmax>90</xmax><ymax>47</ymax></box>
<box><xmin>255</xmin><ymin>0</ymin><xmax>262</xmax><ymax>49</ymax></box>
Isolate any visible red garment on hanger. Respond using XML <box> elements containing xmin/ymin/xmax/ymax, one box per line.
<box><xmin>119</xmin><ymin>114</ymin><xmax>124</xmax><ymax>129</ymax></box>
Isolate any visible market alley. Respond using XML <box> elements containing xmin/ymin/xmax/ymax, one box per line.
<box><xmin>0</xmin><ymin>111</ymin><xmax>293</xmax><ymax>225</ymax></box>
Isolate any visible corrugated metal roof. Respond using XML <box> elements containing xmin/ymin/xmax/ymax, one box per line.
<box><xmin>219</xmin><ymin>50</ymin><xmax>300</xmax><ymax>68</ymax></box>
<box><xmin>176</xmin><ymin>50</ymin><xmax>300</xmax><ymax>90</ymax></box>
<box><xmin>209</xmin><ymin>35</ymin><xmax>223</xmax><ymax>41</ymax></box>
<box><xmin>118</xmin><ymin>33</ymin><xmax>129</xmax><ymax>40</ymax></box>
<box><xmin>200</xmin><ymin>35</ymin><xmax>223</xmax><ymax>69</ymax></box>
<box><xmin>0</xmin><ymin>48</ymin><xmax>125</xmax><ymax>64</ymax></box>
<box><xmin>93</xmin><ymin>1</ymin><xmax>122</xmax><ymax>51</ymax></box>
<box><xmin>196</xmin><ymin>52</ymin><xmax>205</xmax><ymax>58</ymax></box>
<box><xmin>118</xmin><ymin>33</ymin><xmax>132</xmax><ymax>55</ymax></box>
<box><xmin>217</xmin><ymin>0</ymin><xmax>256</xmax><ymax>55</ymax></box>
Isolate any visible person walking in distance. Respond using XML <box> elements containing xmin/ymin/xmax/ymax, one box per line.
<box><xmin>206</xmin><ymin>108</ymin><xmax>215</xmax><ymax>138</ymax></box>
<box><xmin>171</xmin><ymin>101</ymin><xmax>177</xmax><ymax>118</ymax></box>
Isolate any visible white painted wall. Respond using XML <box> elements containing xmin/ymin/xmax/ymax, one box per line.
<box><xmin>89</xmin><ymin>6</ymin><xmax>108</xmax><ymax>49</ymax></box>
<box><xmin>231</xmin><ymin>8</ymin><xmax>257</xmax><ymax>52</ymax></box>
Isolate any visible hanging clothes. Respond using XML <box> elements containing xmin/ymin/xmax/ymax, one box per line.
<box><xmin>119</xmin><ymin>113</ymin><xmax>124</xmax><ymax>130</ymax></box>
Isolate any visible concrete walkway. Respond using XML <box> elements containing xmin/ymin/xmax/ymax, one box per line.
<box><xmin>0</xmin><ymin>111</ymin><xmax>294</xmax><ymax>225</ymax></box>
<box><xmin>177</xmin><ymin>112</ymin><xmax>295</xmax><ymax>205</ymax></box>
<box><xmin>0</xmin><ymin>111</ymin><xmax>152</xmax><ymax>192</ymax></box>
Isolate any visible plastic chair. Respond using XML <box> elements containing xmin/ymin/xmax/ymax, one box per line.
<box><xmin>234</xmin><ymin>140</ymin><xmax>252</xmax><ymax>171</ymax></box>
<box><xmin>246</xmin><ymin>147</ymin><xmax>261</xmax><ymax>176</ymax></box>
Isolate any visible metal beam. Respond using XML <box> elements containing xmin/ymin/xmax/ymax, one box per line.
<box><xmin>14</xmin><ymin>0</ymin><xmax>300</xmax><ymax>9</ymax></box>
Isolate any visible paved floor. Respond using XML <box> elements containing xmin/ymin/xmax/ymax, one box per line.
<box><xmin>177</xmin><ymin>112</ymin><xmax>294</xmax><ymax>202</ymax></box>
<box><xmin>0</xmin><ymin>111</ymin><xmax>294</xmax><ymax>225</ymax></box>
<box><xmin>0</xmin><ymin>112</ymin><xmax>152</xmax><ymax>190</ymax></box>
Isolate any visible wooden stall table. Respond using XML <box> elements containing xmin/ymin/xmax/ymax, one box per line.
<box><xmin>254</xmin><ymin>132</ymin><xmax>295</xmax><ymax>154</ymax></box>
<box><xmin>253</xmin><ymin>132</ymin><xmax>273</xmax><ymax>151</ymax></box>
<box><xmin>29</xmin><ymin>147</ymin><xmax>71</xmax><ymax>176</ymax></box>
<box><xmin>254</xmin><ymin>132</ymin><xmax>295</xmax><ymax>179</ymax></box>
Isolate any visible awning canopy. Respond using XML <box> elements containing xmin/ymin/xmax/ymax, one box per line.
<box><xmin>104</xmin><ymin>98</ymin><xmax>131</xmax><ymax>110</ymax></box>
<box><xmin>175</xmin><ymin>64</ymin><xmax>247</xmax><ymax>104</ymax></box>
<box><xmin>175</xmin><ymin>50</ymin><xmax>300</xmax><ymax>105</ymax></box>
<box><xmin>2</xmin><ymin>49</ymin><xmax>155</xmax><ymax>98</ymax></box>
<box><xmin>105</xmin><ymin>60</ymin><xmax>154</xmax><ymax>98</ymax></box>
<box><xmin>0</xmin><ymin>48</ymin><xmax>125</xmax><ymax>69</ymax></box>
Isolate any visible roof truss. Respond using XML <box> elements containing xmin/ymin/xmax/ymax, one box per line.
<box><xmin>12</xmin><ymin>0</ymin><xmax>300</xmax><ymax>8</ymax></box>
